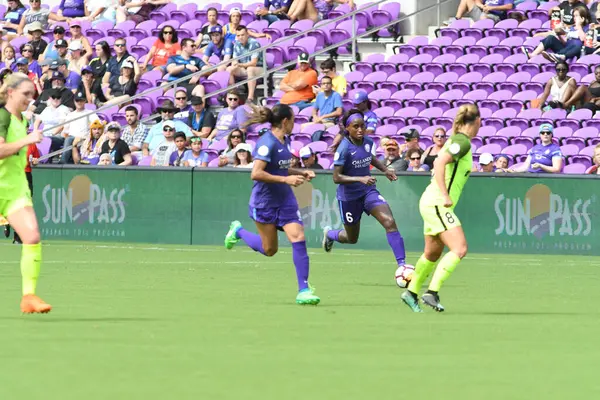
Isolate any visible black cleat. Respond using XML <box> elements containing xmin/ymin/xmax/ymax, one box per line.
<box><xmin>422</xmin><ymin>291</ymin><xmax>445</xmax><ymax>312</ymax></box>
<box><xmin>3</xmin><ymin>225</ymin><xmax>10</xmax><ymax>238</ymax></box>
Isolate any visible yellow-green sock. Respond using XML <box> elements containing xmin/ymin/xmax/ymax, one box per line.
<box><xmin>21</xmin><ymin>243</ymin><xmax>42</xmax><ymax>295</ymax></box>
<box><xmin>428</xmin><ymin>252</ymin><xmax>461</xmax><ymax>292</ymax></box>
<box><xmin>407</xmin><ymin>254</ymin><xmax>436</xmax><ymax>294</ymax></box>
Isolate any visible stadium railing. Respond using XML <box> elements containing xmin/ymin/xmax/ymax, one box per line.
<box><xmin>39</xmin><ymin>0</ymin><xmax>454</xmax><ymax>160</ymax></box>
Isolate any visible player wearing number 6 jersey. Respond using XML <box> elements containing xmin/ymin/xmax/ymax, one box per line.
<box><xmin>401</xmin><ymin>104</ymin><xmax>480</xmax><ymax>313</ymax></box>
<box><xmin>322</xmin><ymin>109</ymin><xmax>408</xmax><ymax>274</ymax></box>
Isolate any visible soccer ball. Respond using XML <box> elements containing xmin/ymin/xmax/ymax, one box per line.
<box><xmin>395</xmin><ymin>264</ymin><xmax>415</xmax><ymax>288</ymax></box>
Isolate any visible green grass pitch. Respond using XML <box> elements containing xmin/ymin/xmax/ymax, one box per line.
<box><xmin>1</xmin><ymin>240</ymin><xmax>599</xmax><ymax>399</ymax></box>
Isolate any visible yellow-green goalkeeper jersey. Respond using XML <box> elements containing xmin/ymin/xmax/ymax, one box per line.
<box><xmin>0</xmin><ymin>108</ymin><xmax>29</xmax><ymax>200</ymax></box>
<box><xmin>421</xmin><ymin>133</ymin><xmax>472</xmax><ymax>208</ymax></box>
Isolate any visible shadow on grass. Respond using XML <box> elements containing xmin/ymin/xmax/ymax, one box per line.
<box><xmin>0</xmin><ymin>316</ymin><xmax>162</xmax><ymax>322</ymax></box>
<box><xmin>466</xmin><ymin>311</ymin><xmax>587</xmax><ymax>316</ymax></box>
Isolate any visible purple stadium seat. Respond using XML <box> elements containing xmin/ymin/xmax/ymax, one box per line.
<box><xmin>542</xmin><ymin>108</ymin><xmax>567</xmax><ymax>121</ymax></box>
<box><xmin>138</xmin><ymin>156</ymin><xmax>152</xmax><ymax>166</ymax></box>
<box><xmin>476</xmin><ymin>143</ymin><xmax>503</xmax><ymax>155</ymax></box>
<box><xmin>463</xmin><ymin>90</ymin><xmax>488</xmax><ymax>101</ymax></box>
<box><xmin>502</xmin><ymin>144</ymin><xmax>529</xmax><ymax>158</ymax></box>
<box><xmin>439</xmin><ymin>19</ymin><xmax>470</xmax><ymax>42</ymax></box>
<box><xmin>563</xmin><ymin>163</ymin><xmax>587</xmax><ymax>174</ymax></box>
<box><xmin>373</xmin><ymin>107</ymin><xmax>395</xmax><ymax>118</ymax></box>
<box><xmin>516</xmin><ymin>108</ymin><xmax>542</xmax><ymax>120</ymax></box>
<box><xmin>394</xmin><ymin>107</ymin><xmax>419</xmax><ymax>119</ymax></box>
<box><xmin>375</xmin><ymin>125</ymin><xmax>399</xmax><ymax>137</ymax></box>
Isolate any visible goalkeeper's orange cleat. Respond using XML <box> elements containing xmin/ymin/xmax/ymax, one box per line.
<box><xmin>20</xmin><ymin>294</ymin><xmax>52</xmax><ymax>314</ymax></box>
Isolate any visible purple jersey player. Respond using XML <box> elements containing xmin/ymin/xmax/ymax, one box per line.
<box><xmin>224</xmin><ymin>104</ymin><xmax>320</xmax><ymax>305</ymax></box>
<box><xmin>322</xmin><ymin>110</ymin><xmax>408</xmax><ymax>272</ymax></box>
<box><xmin>510</xmin><ymin>124</ymin><xmax>563</xmax><ymax>173</ymax></box>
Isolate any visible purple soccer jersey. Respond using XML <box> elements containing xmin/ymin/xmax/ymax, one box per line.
<box><xmin>250</xmin><ymin>131</ymin><xmax>298</xmax><ymax>209</ymax></box>
<box><xmin>527</xmin><ymin>143</ymin><xmax>562</xmax><ymax>173</ymax></box>
<box><xmin>334</xmin><ymin>135</ymin><xmax>376</xmax><ymax>201</ymax></box>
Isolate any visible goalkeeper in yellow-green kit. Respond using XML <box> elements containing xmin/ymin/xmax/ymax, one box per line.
<box><xmin>401</xmin><ymin>104</ymin><xmax>480</xmax><ymax>313</ymax></box>
<box><xmin>0</xmin><ymin>73</ymin><xmax>51</xmax><ymax>314</ymax></box>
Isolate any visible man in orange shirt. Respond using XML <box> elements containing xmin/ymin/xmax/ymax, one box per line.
<box><xmin>279</xmin><ymin>52</ymin><xmax>318</xmax><ymax>110</ymax></box>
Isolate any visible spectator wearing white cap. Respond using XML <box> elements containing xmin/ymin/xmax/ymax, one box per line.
<box><xmin>301</xmin><ymin>75</ymin><xmax>343</xmax><ymax>130</ymax></box>
<box><xmin>26</xmin><ymin>21</ymin><xmax>48</xmax><ymax>60</ymax></box>
<box><xmin>102</xmin><ymin>57</ymin><xmax>140</xmax><ymax>106</ymax></box>
<box><xmin>227</xmin><ymin>25</ymin><xmax>265</xmax><ymax>103</ymax></box>
<box><xmin>68</xmin><ymin>19</ymin><xmax>93</xmax><ymax>57</ymax></box>
<box><xmin>300</xmin><ymin>147</ymin><xmax>323</xmax><ymax>169</ymax></box>
<box><xmin>201</xmin><ymin>25</ymin><xmax>233</xmax><ymax>72</ymax></box>
<box><xmin>233</xmin><ymin>143</ymin><xmax>254</xmax><ymax>168</ymax></box>
<box><xmin>256</xmin><ymin>0</ymin><xmax>293</xmax><ymax>25</ymax></box>
<box><xmin>66</xmin><ymin>40</ymin><xmax>89</xmax><ymax>75</ymax></box>
<box><xmin>101</xmin><ymin>122</ymin><xmax>132</xmax><ymax>166</ymax></box>
<box><xmin>279</xmin><ymin>52</ymin><xmax>318</xmax><ymax>111</ymax></box>
<box><xmin>150</xmin><ymin>120</ymin><xmax>178</xmax><ymax>167</ymax></box>
<box><xmin>61</xmin><ymin>90</ymin><xmax>99</xmax><ymax>164</ymax></box>
<box><xmin>223</xmin><ymin>7</ymin><xmax>271</xmax><ymax>43</ymax></box>
<box><xmin>477</xmin><ymin>152</ymin><xmax>495</xmax><ymax>172</ymax></box>
<box><xmin>143</xmin><ymin>99</ymin><xmax>192</xmax><ymax>155</ymax></box>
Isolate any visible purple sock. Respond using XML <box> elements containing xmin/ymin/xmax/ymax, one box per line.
<box><xmin>237</xmin><ymin>228</ymin><xmax>265</xmax><ymax>255</ymax></box>
<box><xmin>292</xmin><ymin>241</ymin><xmax>310</xmax><ymax>291</ymax></box>
<box><xmin>386</xmin><ymin>231</ymin><xmax>406</xmax><ymax>266</ymax></box>
<box><xmin>326</xmin><ymin>229</ymin><xmax>342</xmax><ymax>242</ymax></box>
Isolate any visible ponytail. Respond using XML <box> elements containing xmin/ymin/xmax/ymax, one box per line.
<box><xmin>0</xmin><ymin>72</ymin><xmax>31</xmax><ymax>107</ymax></box>
<box><xmin>452</xmin><ymin>104</ymin><xmax>480</xmax><ymax>134</ymax></box>
<box><xmin>244</xmin><ymin>103</ymin><xmax>293</xmax><ymax>129</ymax></box>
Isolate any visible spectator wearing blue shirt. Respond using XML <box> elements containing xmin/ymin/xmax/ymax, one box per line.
<box><xmin>202</xmin><ymin>25</ymin><xmax>233</xmax><ymax>72</ymax></box>
<box><xmin>301</xmin><ymin>76</ymin><xmax>343</xmax><ymax>130</ymax></box>
<box><xmin>256</xmin><ymin>0</ymin><xmax>293</xmax><ymax>25</ymax></box>
<box><xmin>103</xmin><ymin>37</ymin><xmax>132</xmax><ymax>85</ymax></box>
<box><xmin>142</xmin><ymin>100</ymin><xmax>193</xmax><ymax>155</ymax></box>
<box><xmin>226</xmin><ymin>26</ymin><xmax>264</xmax><ymax>103</ymax></box>
<box><xmin>166</xmin><ymin>38</ymin><xmax>209</xmax><ymax>97</ymax></box>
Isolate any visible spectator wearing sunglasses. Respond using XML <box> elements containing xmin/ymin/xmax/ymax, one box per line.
<box><xmin>34</xmin><ymin>70</ymin><xmax>75</xmax><ymax>113</ymax></box>
<box><xmin>150</xmin><ymin>120</ymin><xmax>178</xmax><ymax>167</ymax></box>
<box><xmin>39</xmin><ymin>25</ymin><xmax>65</xmax><ymax>62</ymax></box>
<box><xmin>181</xmin><ymin>96</ymin><xmax>216</xmax><ymax>139</ymax></box>
<box><xmin>101</xmin><ymin>122</ymin><xmax>132</xmax><ymax>166</ymax></box>
<box><xmin>208</xmin><ymin>89</ymin><xmax>247</xmax><ymax>141</ymax></box>
<box><xmin>68</xmin><ymin>19</ymin><xmax>93</xmax><ymax>56</ymax></box>
<box><xmin>18</xmin><ymin>43</ymin><xmax>42</xmax><ymax>77</ymax></box>
<box><xmin>420</xmin><ymin>127</ymin><xmax>447</xmax><ymax>170</ymax></box>
<box><xmin>18</xmin><ymin>0</ymin><xmax>68</xmax><ymax>37</ymax></box>
<box><xmin>141</xmin><ymin>25</ymin><xmax>181</xmax><ymax>73</ymax></box>
<box><xmin>536</xmin><ymin>61</ymin><xmax>577</xmax><ymax>110</ymax></box>
<box><xmin>182</xmin><ymin>137</ymin><xmax>209</xmax><ymax>167</ymax></box>
<box><xmin>166</xmin><ymin>38</ymin><xmax>208</xmax><ymax>97</ymax></box>
<box><xmin>406</xmin><ymin>148</ymin><xmax>429</xmax><ymax>172</ymax></box>
<box><xmin>218</xmin><ymin>129</ymin><xmax>245</xmax><ymax>167</ymax></box>
<box><xmin>102</xmin><ymin>37</ymin><xmax>131</xmax><ymax>84</ymax></box>
<box><xmin>142</xmin><ymin>99</ymin><xmax>191</xmax><ymax>155</ymax></box>
<box><xmin>173</xmin><ymin>88</ymin><xmax>191</xmax><ymax>117</ymax></box>
<box><xmin>510</xmin><ymin>124</ymin><xmax>563</xmax><ymax>173</ymax></box>
<box><xmin>33</xmin><ymin>88</ymin><xmax>71</xmax><ymax>153</ymax></box>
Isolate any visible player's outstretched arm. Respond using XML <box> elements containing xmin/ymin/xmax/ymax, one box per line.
<box><xmin>0</xmin><ymin>132</ymin><xmax>42</xmax><ymax>160</ymax></box>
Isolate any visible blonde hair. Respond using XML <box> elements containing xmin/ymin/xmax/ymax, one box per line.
<box><xmin>452</xmin><ymin>104</ymin><xmax>480</xmax><ymax>133</ymax></box>
<box><xmin>0</xmin><ymin>72</ymin><xmax>32</xmax><ymax>106</ymax></box>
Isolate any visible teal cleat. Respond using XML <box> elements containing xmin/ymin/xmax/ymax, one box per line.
<box><xmin>296</xmin><ymin>286</ymin><xmax>320</xmax><ymax>305</ymax></box>
<box><xmin>401</xmin><ymin>291</ymin><xmax>423</xmax><ymax>313</ymax></box>
<box><xmin>224</xmin><ymin>220</ymin><xmax>242</xmax><ymax>250</ymax></box>
<box><xmin>322</xmin><ymin>226</ymin><xmax>334</xmax><ymax>253</ymax></box>
<box><xmin>422</xmin><ymin>291</ymin><xmax>445</xmax><ymax>312</ymax></box>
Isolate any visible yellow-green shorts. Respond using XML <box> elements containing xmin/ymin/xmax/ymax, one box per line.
<box><xmin>0</xmin><ymin>195</ymin><xmax>33</xmax><ymax>219</ymax></box>
<box><xmin>420</xmin><ymin>202</ymin><xmax>462</xmax><ymax>236</ymax></box>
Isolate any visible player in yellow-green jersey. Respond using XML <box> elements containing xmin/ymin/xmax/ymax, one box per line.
<box><xmin>0</xmin><ymin>73</ymin><xmax>51</xmax><ymax>314</ymax></box>
<box><xmin>401</xmin><ymin>104</ymin><xmax>480</xmax><ymax>313</ymax></box>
